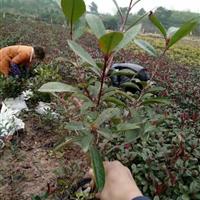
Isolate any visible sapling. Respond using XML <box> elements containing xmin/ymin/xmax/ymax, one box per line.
<box><xmin>39</xmin><ymin>0</ymin><xmax>198</xmax><ymax>193</ymax></box>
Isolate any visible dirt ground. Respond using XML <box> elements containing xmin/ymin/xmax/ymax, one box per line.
<box><xmin>0</xmin><ymin>116</ymin><xmax>88</xmax><ymax>200</ymax></box>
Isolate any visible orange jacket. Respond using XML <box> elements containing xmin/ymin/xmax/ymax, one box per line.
<box><xmin>0</xmin><ymin>45</ymin><xmax>34</xmax><ymax>76</ymax></box>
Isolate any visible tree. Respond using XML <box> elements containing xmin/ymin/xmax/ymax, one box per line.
<box><xmin>119</xmin><ymin>7</ymin><xmax>128</xmax><ymax>16</ymax></box>
<box><xmin>137</xmin><ymin>8</ymin><xmax>146</xmax><ymax>16</ymax></box>
<box><xmin>155</xmin><ymin>7</ymin><xmax>172</xmax><ymax>28</ymax></box>
<box><xmin>102</xmin><ymin>14</ymin><xmax>118</xmax><ymax>30</ymax></box>
<box><xmin>89</xmin><ymin>1</ymin><xmax>98</xmax><ymax>14</ymax></box>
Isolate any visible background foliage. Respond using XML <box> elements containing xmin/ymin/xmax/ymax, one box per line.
<box><xmin>0</xmin><ymin>0</ymin><xmax>200</xmax><ymax>35</ymax></box>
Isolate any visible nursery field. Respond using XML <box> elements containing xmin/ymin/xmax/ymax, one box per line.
<box><xmin>0</xmin><ymin>13</ymin><xmax>200</xmax><ymax>200</ymax></box>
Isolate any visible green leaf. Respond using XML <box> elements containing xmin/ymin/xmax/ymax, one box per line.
<box><xmin>55</xmin><ymin>132</ymin><xmax>93</xmax><ymax>153</ymax></box>
<box><xmin>149</xmin><ymin>12</ymin><xmax>167</xmax><ymax>38</ymax></box>
<box><xmin>116</xmin><ymin>90</ymin><xmax>137</xmax><ymax>101</ymax></box>
<box><xmin>68</xmin><ymin>40</ymin><xmax>100</xmax><ymax>76</ymax></box>
<box><xmin>142</xmin><ymin>97</ymin><xmax>170</xmax><ymax>105</ymax></box>
<box><xmin>65</xmin><ymin>121</ymin><xmax>86</xmax><ymax>131</ymax></box>
<box><xmin>125</xmin><ymin>130</ymin><xmax>141</xmax><ymax>142</ymax></box>
<box><xmin>144</xmin><ymin>123</ymin><xmax>156</xmax><ymax>134</ymax></box>
<box><xmin>103</xmin><ymin>87</ymin><xmax>137</xmax><ymax>101</ymax></box>
<box><xmin>38</xmin><ymin>82</ymin><xmax>78</xmax><ymax>93</ymax></box>
<box><xmin>115</xmin><ymin>24</ymin><xmax>141</xmax><ymax>52</ymax></box>
<box><xmin>127</xmin><ymin>12</ymin><xmax>149</xmax><ymax>30</ymax></box>
<box><xmin>125</xmin><ymin>124</ymin><xmax>145</xmax><ymax>142</ymax></box>
<box><xmin>61</xmin><ymin>0</ymin><xmax>86</xmax><ymax>24</ymax></box>
<box><xmin>105</xmin><ymin>96</ymin><xmax>126</xmax><ymax>107</ymax></box>
<box><xmin>95</xmin><ymin>108</ymin><xmax>121</xmax><ymax>126</ymax></box>
<box><xmin>32</xmin><ymin>196</ymin><xmax>41</xmax><ymax>200</ymax></box>
<box><xmin>181</xmin><ymin>194</ymin><xmax>190</xmax><ymax>200</ymax></box>
<box><xmin>141</xmin><ymin>93</ymin><xmax>153</xmax><ymax>99</ymax></box>
<box><xmin>189</xmin><ymin>181</ymin><xmax>200</xmax><ymax>193</ymax></box>
<box><xmin>74</xmin><ymin>17</ymin><xmax>86</xmax><ymax>39</ymax></box>
<box><xmin>54</xmin><ymin>136</ymin><xmax>74</xmax><ymax>151</ymax></box>
<box><xmin>153</xmin><ymin>196</ymin><xmax>160</xmax><ymax>200</ymax></box>
<box><xmin>121</xmin><ymin>81</ymin><xmax>141</xmax><ymax>91</ymax></box>
<box><xmin>88</xmin><ymin>81</ymin><xmax>101</xmax><ymax>98</ymax></box>
<box><xmin>134</xmin><ymin>39</ymin><xmax>157</xmax><ymax>57</ymax></box>
<box><xmin>73</xmin><ymin>93</ymin><xmax>93</xmax><ymax>104</ymax></box>
<box><xmin>111</xmin><ymin>69</ymin><xmax>136</xmax><ymax>77</ymax></box>
<box><xmin>166</xmin><ymin>26</ymin><xmax>179</xmax><ymax>39</ymax></box>
<box><xmin>74</xmin><ymin>132</ymin><xmax>94</xmax><ymax>152</ymax></box>
<box><xmin>102</xmin><ymin>90</ymin><xmax>118</xmax><ymax>100</ymax></box>
<box><xmin>80</xmin><ymin>101</ymin><xmax>94</xmax><ymax>114</ymax></box>
<box><xmin>97</xmin><ymin>128</ymin><xmax>113</xmax><ymax>140</ymax></box>
<box><xmin>130</xmin><ymin>110</ymin><xmax>143</xmax><ymax>123</ymax></box>
<box><xmin>147</xmin><ymin>86</ymin><xmax>165</xmax><ymax>94</ymax></box>
<box><xmin>31</xmin><ymin>193</ymin><xmax>48</xmax><ymax>200</ymax></box>
<box><xmin>99</xmin><ymin>32</ymin><xmax>124</xmax><ymax>54</ymax></box>
<box><xmin>167</xmin><ymin>19</ymin><xmax>198</xmax><ymax>49</ymax></box>
<box><xmin>117</xmin><ymin>123</ymin><xmax>140</xmax><ymax>132</ymax></box>
<box><xmin>89</xmin><ymin>146</ymin><xmax>105</xmax><ymax>192</ymax></box>
<box><xmin>86</xmin><ymin>14</ymin><xmax>106</xmax><ymax>38</ymax></box>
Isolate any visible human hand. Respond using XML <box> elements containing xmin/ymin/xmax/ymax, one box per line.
<box><xmin>96</xmin><ymin>161</ymin><xmax>143</xmax><ymax>200</ymax></box>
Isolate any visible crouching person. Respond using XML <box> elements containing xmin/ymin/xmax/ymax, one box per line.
<box><xmin>0</xmin><ymin>45</ymin><xmax>45</xmax><ymax>77</ymax></box>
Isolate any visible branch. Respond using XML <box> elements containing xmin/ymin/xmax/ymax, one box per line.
<box><xmin>120</xmin><ymin>0</ymin><xmax>134</xmax><ymax>31</ymax></box>
<box><xmin>133</xmin><ymin>51</ymin><xmax>167</xmax><ymax>107</ymax></box>
<box><xmin>112</xmin><ymin>0</ymin><xmax>123</xmax><ymax>23</ymax></box>
<box><xmin>97</xmin><ymin>55</ymin><xmax>109</xmax><ymax>107</ymax></box>
<box><xmin>130</xmin><ymin>0</ymin><xmax>142</xmax><ymax>10</ymax></box>
<box><xmin>126</xmin><ymin>11</ymin><xmax>149</xmax><ymax>31</ymax></box>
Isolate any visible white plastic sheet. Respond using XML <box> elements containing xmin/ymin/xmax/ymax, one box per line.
<box><xmin>0</xmin><ymin>103</ymin><xmax>25</xmax><ymax>137</ymax></box>
<box><xmin>0</xmin><ymin>90</ymin><xmax>57</xmax><ymax>149</ymax></box>
<box><xmin>0</xmin><ymin>94</ymin><xmax>28</xmax><ymax>138</ymax></box>
<box><xmin>35</xmin><ymin>101</ymin><xmax>59</xmax><ymax>118</ymax></box>
<box><xmin>2</xmin><ymin>95</ymin><xmax>28</xmax><ymax>115</ymax></box>
<box><xmin>35</xmin><ymin>101</ymin><xmax>51</xmax><ymax>115</ymax></box>
<box><xmin>0</xmin><ymin>91</ymin><xmax>32</xmax><ymax>146</ymax></box>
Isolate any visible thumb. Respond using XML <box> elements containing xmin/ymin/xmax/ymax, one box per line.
<box><xmin>95</xmin><ymin>192</ymin><xmax>101</xmax><ymax>199</ymax></box>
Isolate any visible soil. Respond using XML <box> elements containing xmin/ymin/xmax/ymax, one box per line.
<box><xmin>0</xmin><ymin>116</ymin><xmax>88</xmax><ymax>200</ymax></box>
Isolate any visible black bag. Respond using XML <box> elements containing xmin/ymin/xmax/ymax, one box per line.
<box><xmin>110</xmin><ymin>63</ymin><xmax>150</xmax><ymax>93</ymax></box>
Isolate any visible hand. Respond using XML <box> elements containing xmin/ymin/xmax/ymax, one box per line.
<box><xmin>96</xmin><ymin>161</ymin><xmax>143</xmax><ymax>200</ymax></box>
<box><xmin>10</xmin><ymin>63</ymin><xmax>21</xmax><ymax>77</ymax></box>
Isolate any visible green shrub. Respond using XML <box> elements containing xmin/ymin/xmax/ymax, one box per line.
<box><xmin>26</xmin><ymin>64</ymin><xmax>62</xmax><ymax>106</ymax></box>
<box><xmin>0</xmin><ymin>75</ymin><xmax>26</xmax><ymax>100</ymax></box>
<box><xmin>0</xmin><ymin>35</ymin><xmax>21</xmax><ymax>48</ymax></box>
<box><xmin>106</xmin><ymin>113</ymin><xmax>200</xmax><ymax>199</ymax></box>
<box><xmin>0</xmin><ymin>64</ymin><xmax>61</xmax><ymax>104</ymax></box>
